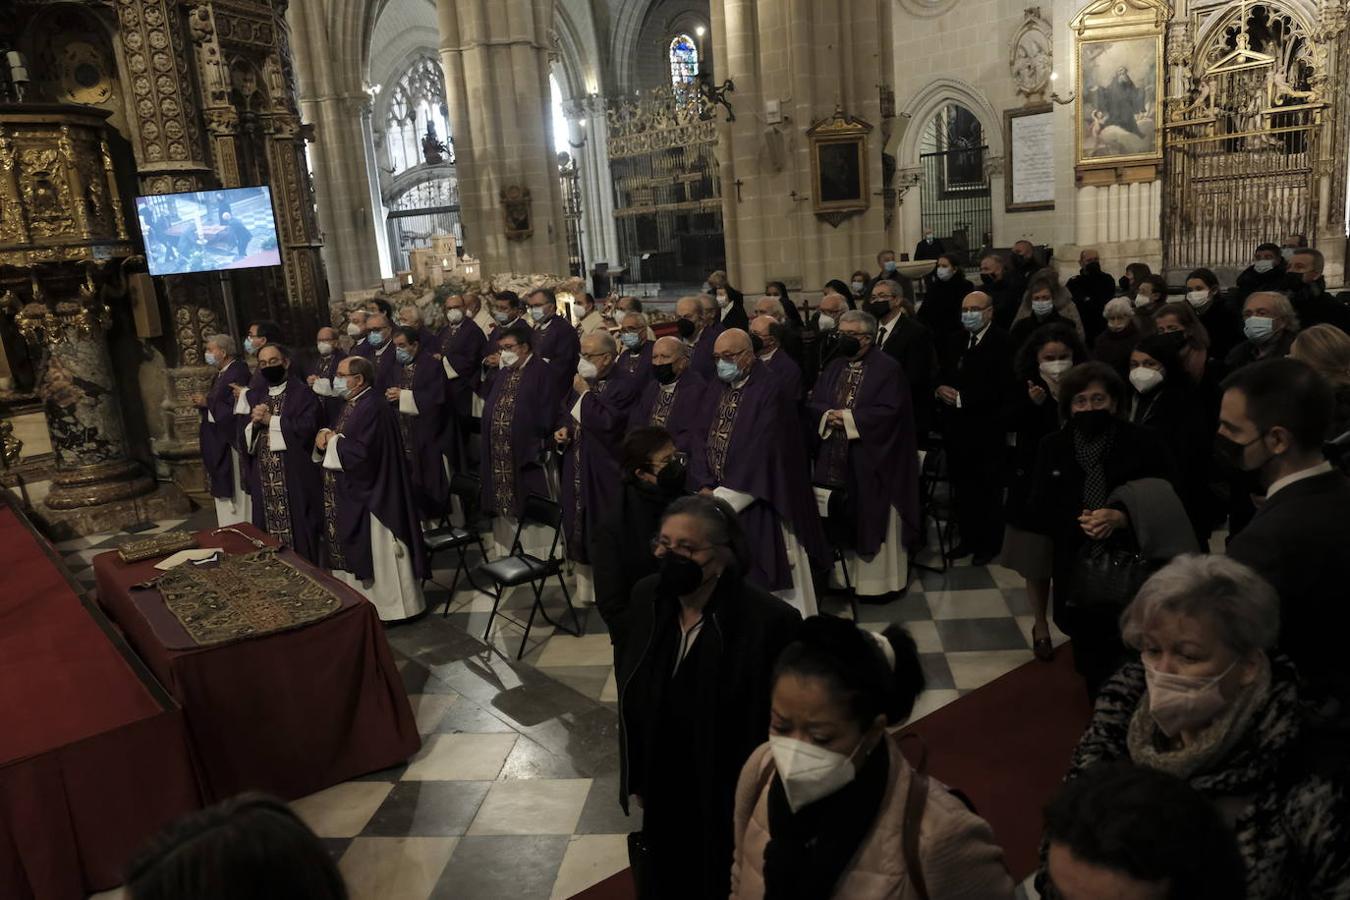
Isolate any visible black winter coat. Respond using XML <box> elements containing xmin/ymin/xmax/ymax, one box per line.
<box><xmin>588</xmin><ymin>480</ymin><xmax>683</xmax><ymax>652</ymax></box>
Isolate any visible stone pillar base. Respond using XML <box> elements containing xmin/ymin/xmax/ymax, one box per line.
<box><xmin>155</xmin><ymin>438</ymin><xmax>210</xmax><ymax>503</ymax></box>
<box><xmin>44</xmin><ymin>460</ymin><xmax>157</xmax><ymax>510</ymax></box>
<box><xmin>32</xmin><ymin>482</ymin><xmax>194</xmax><ymax>543</ymax></box>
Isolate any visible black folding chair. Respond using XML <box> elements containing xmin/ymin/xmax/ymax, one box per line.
<box><xmin>915</xmin><ymin>445</ymin><xmax>955</xmax><ymax>574</ymax></box>
<box><xmin>425</xmin><ymin>473</ymin><xmax>490</xmax><ymax>612</ymax></box>
<box><xmin>814</xmin><ymin>483</ymin><xmax>861</xmax><ymax>622</ymax></box>
<box><xmin>476</xmin><ymin>493</ymin><xmax>583</xmax><ymax>659</ymax></box>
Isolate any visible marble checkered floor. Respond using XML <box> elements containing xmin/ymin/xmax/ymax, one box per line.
<box><xmin>45</xmin><ymin>498</ymin><xmax>1053</xmax><ymax>900</ymax></box>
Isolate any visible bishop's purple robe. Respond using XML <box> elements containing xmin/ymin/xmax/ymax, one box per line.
<box><xmin>200</xmin><ymin>358</ymin><xmax>251</xmax><ymax>498</ymax></box>
<box><xmin>532</xmin><ymin>316</ymin><xmax>581</xmax><ymax>397</ymax></box>
<box><xmin>689</xmin><ymin>322</ymin><xmax>725</xmax><ymax>381</ymax></box>
<box><xmin>371</xmin><ymin>343</ymin><xmax>401</xmax><ymax>391</ymax></box>
<box><xmin>436</xmin><ymin>319</ymin><xmax>487</xmax><ymax>470</ymax></box>
<box><xmin>243</xmin><ymin>377</ymin><xmax>324</xmax><ymax>563</ymax></box>
<box><xmin>807</xmin><ymin>348</ymin><xmax>921</xmax><ymax>555</ymax></box>
<box><xmin>350</xmin><ymin>339</ymin><xmax>375</xmax><ymax>360</ymax></box>
<box><xmin>629</xmin><ymin>370</ymin><xmax>708</xmax><ymax>463</ymax></box>
<box><xmin>301</xmin><ymin>348</ymin><xmax>348</xmax><ymax>427</ymax></box>
<box><xmin>690</xmin><ymin>362</ymin><xmax>828</xmax><ymax>591</ymax></box>
<box><xmin>761</xmin><ymin>349</ymin><xmax>803</xmax><ymax>404</ymax></box>
<box><xmin>558</xmin><ymin>370</ymin><xmax>642</xmax><ymax>561</ymax></box>
<box><xmin>321</xmin><ymin>388</ymin><xmax>430</xmax><ymax>582</ymax></box>
<box><xmin>478</xmin><ymin>355</ymin><xmax>558</xmax><ymax>517</ymax></box>
<box><xmin>394</xmin><ymin>347</ymin><xmax>450</xmax><ymax>519</ymax></box>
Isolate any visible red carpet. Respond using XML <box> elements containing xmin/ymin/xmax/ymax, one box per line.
<box><xmin>898</xmin><ymin>646</ymin><xmax>1092</xmax><ymax>880</ymax></box>
<box><xmin>568</xmin><ymin>649</ymin><xmax>1090</xmax><ymax>898</ymax></box>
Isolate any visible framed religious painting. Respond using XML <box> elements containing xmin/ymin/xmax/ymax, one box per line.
<box><xmin>807</xmin><ymin>107</ymin><xmax>873</xmax><ymax>227</ymax></box>
<box><xmin>1071</xmin><ymin>0</ymin><xmax>1170</xmax><ymax>171</ymax></box>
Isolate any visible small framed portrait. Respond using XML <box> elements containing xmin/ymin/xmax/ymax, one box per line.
<box><xmin>807</xmin><ymin>108</ymin><xmax>873</xmax><ymax>225</ymax></box>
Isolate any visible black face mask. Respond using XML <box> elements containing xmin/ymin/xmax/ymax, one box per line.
<box><xmin>865</xmin><ymin>300</ymin><xmax>891</xmax><ymax>320</ymax></box>
<box><xmin>1285</xmin><ymin>272</ymin><xmax>1308</xmax><ymax>292</ymax></box>
<box><xmin>1213</xmin><ymin>433</ymin><xmax>1269</xmax><ymax>496</ymax></box>
<box><xmin>656</xmin><ymin>459</ymin><xmax>687</xmax><ymax>494</ymax></box>
<box><xmin>1073</xmin><ymin>408</ymin><xmax>1114</xmax><ymax>437</ymax></box>
<box><xmin>653</xmin><ymin>362</ymin><xmax>678</xmax><ymax>385</ymax></box>
<box><xmin>836</xmin><ymin>336</ymin><xmax>862</xmax><ymax>358</ymax></box>
<box><xmin>261</xmin><ymin>365</ymin><xmax>286</xmax><ymax>386</ymax></box>
<box><xmin>676</xmin><ymin>318</ymin><xmax>697</xmax><ymax>340</ymax></box>
<box><xmin>750</xmin><ymin>333</ymin><xmax>765</xmax><ymax>355</ymax></box>
<box><xmin>1159</xmin><ymin>331</ymin><xmax>1188</xmax><ymax>353</ymax></box>
<box><xmin>1081</xmin><ymin>261</ymin><xmax>1101</xmax><ymax>276</ymax></box>
<box><xmin>980</xmin><ymin>273</ymin><xmax>997</xmax><ymax>287</ymax></box>
<box><xmin>656</xmin><ymin>552</ymin><xmax>707</xmax><ymax>597</ymax></box>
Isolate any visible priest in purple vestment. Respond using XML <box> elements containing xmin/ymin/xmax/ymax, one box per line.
<box><xmin>397</xmin><ymin>304</ymin><xmax>439</xmax><ymax>349</ymax></box>
<box><xmin>688</xmin><ymin>294</ymin><xmax>726</xmax><ymax>380</ymax></box>
<box><xmin>243</xmin><ymin>344</ymin><xmax>323</xmax><ymax>563</ymax></box>
<box><xmin>304</xmin><ymin>325</ymin><xmax>348</xmax><ymax>426</ymax></box>
<box><xmin>478</xmin><ymin>324</ymin><xmax>559</xmax><ymax>555</ymax></box>
<box><xmin>388</xmin><ymin>326</ymin><xmax>450</xmax><ymax>521</ymax></box>
<box><xmin>347</xmin><ymin>309</ymin><xmax>373</xmax><ymax>359</ymax></box>
<box><xmin>525</xmin><ymin>288</ymin><xmax>581</xmax><ymax>398</ymax></box>
<box><xmin>313</xmin><ymin>355</ymin><xmax>429</xmax><ymax>621</ymax></box>
<box><xmin>363</xmin><ymin>313</ymin><xmax>401</xmax><ymax>391</ymax></box>
<box><xmin>689</xmin><ymin>329</ymin><xmax>828</xmax><ymax>614</ymax></box>
<box><xmin>750</xmin><ymin>314</ymin><xmax>803</xmax><ymax>403</ymax></box>
<box><xmin>807</xmin><ymin>311</ymin><xmax>920</xmax><ymax>599</ymax></box>
<box><xmin>553</xmin><ymin>331</ymin><xmax>643</xmax><ymax>603</ymax></box>
<box><xmin>240</xmin><ymin>319</ymin><xmax>283</xmax><ymax>394</ymax></box>
<box><xmin>630</xmin><ymin>337</ymin><xmax>707</xmax><ymax>463</ymax></box>
<box><xmin>615</xmin><ymin>312</ymin><xmax>654</xmax><ymax>382</ymax></box>
<box><xmin>436</xmin><ymin>292</ymin><xmax>487</xmax><ymax>472</ymax></box>
<box><xmin>194</xmin><ymin>334</ymin><xmax>252</xmax><ymax>526</ymax></box>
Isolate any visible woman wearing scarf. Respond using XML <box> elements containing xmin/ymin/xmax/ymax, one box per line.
<box><xmin>729</xmin><ymin>616</ymin><xmax>1015</xmax><ymax>900</ymax></box>
<box><xmin>1028</xmin><ymin>362</ymin><xmax>1178</xmax><ymax>699</ymax></box>
<box><xmin>1037</xmin><ymin>555</ymin><xmax>1350</xmax><ymax>898</ymax></box>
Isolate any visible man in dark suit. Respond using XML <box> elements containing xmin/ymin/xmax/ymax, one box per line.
<box><xmin>867</xmin><ymin>277</ymin><xmax>937</xmax><ymax>446</ymax></box>
<box><xmin>979</xmin><ymin>252</ymin><xmax>1025</xmax><ymax>330</ymax></box>
<box><xmin>1222</xmin><ymin>358</ymin><xmax>1350</xmax><ymax>709</ymax></box>
<box><xmin>1066</xmin><ymin>248</ymin><xmax>1116</xmax><ymax>343</ymax></box>
<box><xmin>936</xmin><ymin>290</ymin><xmax>1014</xmax><ymax>564</ymax></box>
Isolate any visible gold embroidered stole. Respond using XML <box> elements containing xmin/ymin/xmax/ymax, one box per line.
<box><xmin>258</xmin><ymin>391</ymin><xmax>293</xmax><ymax>547</ymax></box>
<box><xmin>322</xmin><ymin>396</ymin><xmax>356</xmax><ymax>570</ymax></box>
<box><xmin>489</xmin><ymin>366</ymin><xmax>525</xmax><ymax>514</ymax></box>
<box><xmin>707</xmin><ymin>384</ymin><xmax>744</xmax><ymax>482</ymax></box>
<box><xmin>397</xmin><ymin>362</ymin><xmax>416</xmax><ymax>463</ymax></box>
<box><xmin>821</xmin><ymin>361</ymin><xmax>867</xmax><ymax>486</ymax></box>
<box><xmin>649</xmin><ymin>383</ymin><xmax>678</xmax><ymax>428</ymax></box>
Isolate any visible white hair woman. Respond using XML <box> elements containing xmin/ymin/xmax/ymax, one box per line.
<box><xmin>1041</xmin><ymin>554</ymin><xmax>1350</xmax><ymax>898</ymax></box>
<box><xmin>1090</xmin><ymin>296</ymin><xmax>1139</xmax><ymax>377</ymax></box>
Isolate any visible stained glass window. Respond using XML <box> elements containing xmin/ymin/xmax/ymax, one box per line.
<box><xmin>669</xmin><ymin>34</ymin><xmax>699</xmax><ymax>89</ymax></box>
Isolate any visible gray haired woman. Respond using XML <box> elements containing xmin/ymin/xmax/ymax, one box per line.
<box><xmin>1038</xmin><ymin>554</ymin><xmax>1350</xmax><ymax>898</ymax></box>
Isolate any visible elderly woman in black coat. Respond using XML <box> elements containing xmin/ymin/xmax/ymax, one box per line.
<box><xmin>1028</xmin><ymin>361</ymin><xmax>1178</xmax><ymax>699</ymax></box>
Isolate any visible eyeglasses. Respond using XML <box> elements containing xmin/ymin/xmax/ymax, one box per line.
<box><xmin>650</xmin><ymin>536</ymin><xmax>713</xmax><ymax>556</ymax></box>
<box><xmin>653</xmin><ymin>451</ymin><xmax>688</xmax><ymax>468</ymax></box>
<box><xmin>713</xmin><ymin>351</ymin><xmax>746</xmax><ymax>362</ymax></box>
<box><xmin>581</xmin><ymin>351</ymin><xmax>612</xmax><ymax>361</ymax></box>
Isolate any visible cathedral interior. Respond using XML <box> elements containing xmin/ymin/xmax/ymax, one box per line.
<box><xmin>1</xmin><ymin>0</ymin><xmax>1347</xmax><ymax>897</ymax></box>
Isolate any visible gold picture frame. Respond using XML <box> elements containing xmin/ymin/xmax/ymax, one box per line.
<box><xmin>807</xmin><ymin>107</ymin><xmax>873</xmax><ymax>228</ymax></box>
<box><xmin>1071</xmin><ymin>0</ymin><xmax>1170</xmax><ymax>172</ymax></box>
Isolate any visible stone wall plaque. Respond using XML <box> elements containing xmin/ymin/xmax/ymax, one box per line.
<box><xmin>1005</xmin><ymin>105</ymin><xmax>1055</xmax><ymax>211</ymax></box>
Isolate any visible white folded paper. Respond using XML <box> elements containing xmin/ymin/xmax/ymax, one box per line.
<box><xmin>154</xmin><ymin>548</ymin><xmax>225</xmax><ymax>571</ymax></box>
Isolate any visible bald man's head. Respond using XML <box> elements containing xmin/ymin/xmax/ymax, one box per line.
<box><xmin>749</xmin><ymin>315</ymin><xmax>778</xmax><ymax>356</ymax></box>
<box><xmin>714</xmin><ymin>329</ymin><xmax>753</xmax><ymax>381</ymax></box>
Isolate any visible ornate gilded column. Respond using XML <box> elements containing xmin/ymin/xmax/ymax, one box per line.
<box><xmin>0</xmin><ymin>103</ymin><xmax>189</xmax><ymax>537</ymax></box>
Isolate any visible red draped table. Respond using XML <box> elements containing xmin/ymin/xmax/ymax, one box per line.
<box><xmin>93</xmin><ymin>523</ymin><xmax>420</xmax><ymax>804</ymax></box>
<box><xmin>0</xmin><ymin>503</ymin><xmax>199</xmax><ymax>900</ymax></box>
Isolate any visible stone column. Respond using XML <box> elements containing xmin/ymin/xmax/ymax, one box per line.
<box><xmin>437</xmin><ymin>0</ymin><xmax>568</xmax><ymax>276</ymax></box>
<box><xmin>710</xmin><ymin>0</ymin><xmax>890</xmax><ymax>294</ymax></box>
<box><xmin>563</xmin><ymin>95</ymin><xmax>620</xmax><ymax>275</ymax></box>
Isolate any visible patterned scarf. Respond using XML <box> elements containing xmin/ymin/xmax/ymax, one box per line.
<box><xmin>1072</xmin><ymin>426</ymin><xmax>1114</xmax><ymax>509</ymax></box>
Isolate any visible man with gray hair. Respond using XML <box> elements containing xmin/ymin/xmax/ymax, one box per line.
<box><xmin>193</xmin><ymin>333</ymin><xmax>252</xmax><ymax>526</ymax></box>
<box><xmin>1226</xmin><ymin>291</ymin><xmax>1299</xmax><ymax>371</ymax></box>
<box><xmin>615</xmin><ymin>311</ymin><xmax>653</xmax><ymax>381</ymax></box>
<box><xmin>397</xmin><ymin>303</ymin><xmax>437</xmax><ymax>347</ymax></box>
<box><xmin>807</xmin><ymin>310</ymin><xmax>920</xmax><ymax>598</ymax></box>
<box><xmin>554</xmin><ymin>330</ymin><xmax>643</xmax><ymax>602</ymax></box>
<box><xmin>630</xmin><ymin>336</ymin><xmax>708</xmax><ymax>460</ymax></box>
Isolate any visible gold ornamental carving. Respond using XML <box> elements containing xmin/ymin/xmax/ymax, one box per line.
<box><xmin>607</xmin><ymin>86</ymin><xmax>719</xmax><ymax>159</ymax></box>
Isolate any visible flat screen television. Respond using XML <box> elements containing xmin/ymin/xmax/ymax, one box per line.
<box><xmin>135</xmin><ymin>186</ymin><xmax>282</xmax><ymax>276</ymax></box>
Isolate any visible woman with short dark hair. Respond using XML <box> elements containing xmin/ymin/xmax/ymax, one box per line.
<box><xmin>126</xmin><ymin>793</ymin><xmax>347</xmax><ymax>900</ymax></box>
<box><xmin>729</xmin><ymin>616</ymin><xmax>1015</xmax><ymax>899</ymax></box>
<box><xmin>619</xmin><ymin>495</ymin><xmax>802</xmax><ymax>900</ymax></box>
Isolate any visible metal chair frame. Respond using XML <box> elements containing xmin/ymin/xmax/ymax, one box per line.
<box><xmin>428</xmin><ymin>473</ymin><xmax>490</xmax><ymax>614</ymax></box>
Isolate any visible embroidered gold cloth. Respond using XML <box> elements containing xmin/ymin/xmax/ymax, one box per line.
<box><xmin>821</xmin><ymin>362</ymin><xmax>867</xmax><ymax>486</ymax></box>
<box><xmin>397</xmin><ymin>361</ymin><xmax>417</xmax><ymax>464</ymax></box>
<box><xmin>155</xmin><ymin>550</ymin><xmax>342</xmax><ymax>646</ymax></box>
<box><xmin>489</xmin><ymin>366</ymin><xmax>525</xmax><ymax>515</ymax></box>
<box><xmin>258</xmin><ymin>391</ymin><xmax>293</xmax><ymax>548</ymax></box>
<box><xmin>322</xmin><ymin>399</ymin><xmax>355</xmax><ymax>571</ymax></box>
<box><xmin>649</xmin><ymin>383</ymin><xmax>678</xmax><ymax>428</ymax></box>
<box><xmin>707</xmin><ymin>385</ymin><xmax>743</xmax><ymax>482</ymax></box>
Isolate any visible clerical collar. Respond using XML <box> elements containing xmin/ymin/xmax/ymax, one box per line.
<box><xmin>732</xmin><ymin>367</ymin><xmax>752</xmax><ymax>389</ymax></box>
<box><xmin>347</xmin><ymin>387</ymin><xmax>371</xmax><ymax>404</ymax></box>
<box><xmin>758</xmin><ymin>348</ymin><xmax>778</xmax><ymax>363</ymax></box>
<box><xmin>268</xmin><ymin>383</ymin><xmax>286</xmax><ymax>396</ymax></box>
<box><xmin>375</xmin><ymin>343</ymin><xmax>390</xmax><ymax>357</ymax></box>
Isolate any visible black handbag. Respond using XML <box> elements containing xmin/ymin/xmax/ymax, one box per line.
<box><xmin>1068</xmin><ymin>536</ymin><xmax>1154</xmax><ymax>609</ymax></box>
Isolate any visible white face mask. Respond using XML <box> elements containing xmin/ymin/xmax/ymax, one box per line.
<box><xmin>768</xmin><ymin>734</ymin><xmax>868</xmax><ymax>812</ymax></box>
<box><xmin>1039</xmin><ymin>359</ymin><xmax>1072</xmax><ymax>383</ymax></box>
<box><xmin>1253</xmin><ymin>259</ymin><xmax>1275</xmax><ymax>274</ymax></box>
<box><xmin>717</xmin><ymin>292</ymin><xmax>731</xmax><ymax>308</ymax></box>
<box><xmin>316</xmin><ymin>341</ymin><xmax>333</xmax><ymax>357</ymax></box>
<box><xmin>1134</xmin><ymin>293</ymin><xmax>1154</xmax><ymax>309</ymax></box>
<box><xmin>817</xmin><ymin>314</ymin><xmax>837</xmax><ymax>332</ymax></box>
<box><xmin>1144</xmin><ymin>660</ymin><xmax>1237</xmax><ymax>737</ymax></box>
<box><xmin>446</xmin><ymin>308</ymin><xmax>464</xmax><ymax>324</ymax></box>
<box><xmin>1129</xmin><ymin>366</ymin><xmax>1164</xmax><ymax>394</ymax></box>
<box><xmin>1186</xmin><ymin>289</ymin><xmax>1212</xmax><ymax>309</ymax></box>
<box><xmin>346</xmin><ymin>322</ymin><xmax>362</xmax><ymax>337</ymax></box>
<box><xmin>577</xmin><ymin>358</ymin><xmax>598</xmax><ymax>380</ymax></box>
<box><xmin>935</xmin><ymin>265</ymin><xmax>953</xmax><ymax>282</ymax></box>
<box><xmin>499</xmin><ymin>350</ymin><xmax>520</xmax><ymax>368</ymax></box>
<box><xmin>1032</xmin><ymin>299</ymin><xmax>1054</xmax><ymax>317</ymax></box>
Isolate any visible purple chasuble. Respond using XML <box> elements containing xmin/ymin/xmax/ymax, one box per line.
<box><xmin>304</xmin><ymin>348</ymin><xmax>348</xmax><ymax>427</ymax></box>
<box><xmin>395</xmin><ymin>347</ymin><xmax>450</xmax><ymax>519</ymax></box>
<box><xmin>616</xmin><ymin>342</ymin><xmax>653</xmax><ymax>383</ymax></box>
<box><xmin>323</xmin><ymin>388</ymin><xmax>430</xmax><ymax>581</ymax></box>
<box><xmin>691</xmin><ymin>362</ymin><xmax>828</xmax><ymax>591</ymax></box>
<box><xmin>761</xmin><ymin>350</ymin><xmax>803</xmax><ymax>403</ymax></box>
<box><xmin>478</xmin><ymin>356</ymin><xmax>558</xmax><ymax>517</ymax></box>
<box><xmin>689</xmin><ymin>322</ymin><xmax>725</xmax><ymax>380</ymax></box>
<box><xmin>371</xmin><ymin>343</ymin><xmax>401</xmax><ymax>392</ymax></box>
<box><xmin>350</xmin><ymin>340</ymin><xmax>375</xmax><ymax>360</ymax></box>
<box><xmin>629</xmin><ymin>370</ymin><xmax>709</xmax><ymax>463</ymax></box>
<box><xmin>807</xmin><ymin>349</ymin><xmax>920</xmax><ymax>554</ymax></box>
<box><xmin>244</xmin><ymin>377</ymin><xmax>324</xmax><ymax>563</ymax></box>
<box><xmin>558</xmin><ymin>370</ymin><xmax>642</xmax><ymax>561</ymax></box>
<box><xmin>436</xmin><ymin>320</ymin><xmax>487</xmax><ymax>470</ymax></box>
<box><xmin>200</xmin><ymin>358</ymin><xmax>250</xmax><ymax>498</ymax></box>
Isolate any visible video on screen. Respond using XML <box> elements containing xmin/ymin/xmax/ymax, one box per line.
<box><xmin>136</xmin><ymin>186</ymin><xmax>281</xmax><ymax>276</ymax></box>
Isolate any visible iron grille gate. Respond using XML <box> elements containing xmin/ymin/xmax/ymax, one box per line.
<box><xmin>920</xmin><ymin>147</ymin><xmax>992</xmax><ymax>265</ymax></box>
<box><xmin>385</xmin><ymin>206</ymin><xmax>464</xmax><ymax>274</ymax></box>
